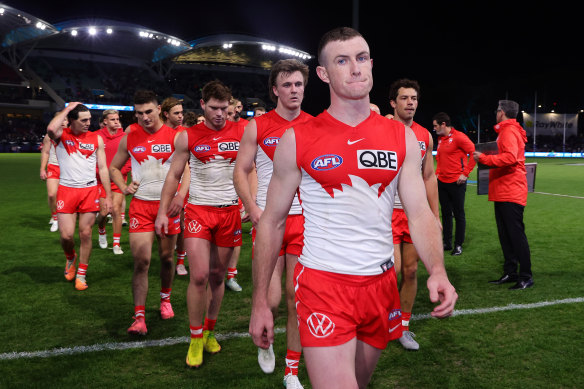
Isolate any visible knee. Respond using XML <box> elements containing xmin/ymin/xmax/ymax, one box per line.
<box><xmin>190</xmin><ymin>271</ymin><xmax>209</xmax><ymax>287</ymax></box>
<box><xmin>402</xmin><ymin>263</ymin><xmax>418</xmax><ymax>281</ymax></box>
<box><xmin>208</xmin><ymin>267</ymin><xmax>225</xmax><ymax>286</ymax></box>
<box><xmin>134</xmin><ymin>257</ymin><xmax>151</xmax><ymax>273</ymax></box>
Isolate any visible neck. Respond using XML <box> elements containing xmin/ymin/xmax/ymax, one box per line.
<box><xmin>144</xmin><ymin>121</ymin><xmax>163</xmax><ymax>134</ymax></box>
<box><xmin>275</xmin><ymin>104</ymin><xmax>301</xmax><ymax>121</ymax></box>
<box><xmin>393</xmin><ymin>115</ymin><xmax>413</xmax><ymax>127</ymax></box>
<box><xmin>106</xmin><ymin>127</ymin><xmax>118</xmax><ymax>135</ymax></box>
<box><xmin>327</xmin><ymin>94</ymin><xmax>370</xmax><ymax>127</ymax></box>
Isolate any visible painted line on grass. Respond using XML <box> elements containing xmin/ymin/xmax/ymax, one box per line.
<box><xmin>467</xmin><ymin>183</ymin><xmax>584</xmax><ymax>199</ymax></box>
<box><xmin>2</xmin><ymin>298</ymin><xmax>582</xmax><ymax>361</ymax></box>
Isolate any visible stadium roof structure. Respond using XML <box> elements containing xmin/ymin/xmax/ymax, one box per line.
<box><xmin>0</xmin><ymin>3</ymin><xmax>58</xmax><ymax>50</ymax></box>
<box><xmin>174</xmin><ymin>34</ymin><xmax>313</xmax><ymax>70</ymax></box>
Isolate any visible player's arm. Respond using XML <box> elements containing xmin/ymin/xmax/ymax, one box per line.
<box><xmin>46</xmin><ymin>102</ymin><xmax>79</xmax><ymax>142</ymax></box>
<box><xmin>155</xmin><ymin>131</ymin><xmax>189</xmax><ymax>235</ymax></box>
<box><xmin>234</xmin><ymin>119</ymin><xmax>262</xmax><ymax>226</ymax></box>
<box><xmin>422</xmin><ymin>135</ymin><xmax>440</xmax><ymax>219</ymax></box>
<box><xmin>250</xmin><ymin>128</ymin><xmax>300</xmax><ymax>349</ymax></box>
<box><xmin>474</xmin><ymin>131</ymin><xmax>518</xmax><ymax>167</ymax></box>
<box><xmin>167</xmin><ymin>132</ymin><xmax>190</xmax><ymax>218</ymax></box>
<box><xmin>399</xmin><ymin>128</ymin><xmax>458</xmax><ymax>318</ymax></box>
<box><xmin>40</xmin><ymin>134</ymin><xmax>50</xmax><ymax>180</ymax></box>
<box><xmin>96</xmin><ymin>135</ymin><xmax>113</xmax><ymax>214</ymax></box>
<box><xmin>110</xmin><ymin>135</ymin><xmax>136</xmax><ymax>195</ymax></box>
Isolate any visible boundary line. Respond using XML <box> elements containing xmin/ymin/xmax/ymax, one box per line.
<box><xmin>1</xmin><ymin>297</ymin><xmax>582</xmax><ymax>361</ymax></box>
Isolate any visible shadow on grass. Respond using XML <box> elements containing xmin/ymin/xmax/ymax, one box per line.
<box><xmin>1</xmin><ymin>265</ymin><xmax>63</xmax><ymax>284</ymax></box>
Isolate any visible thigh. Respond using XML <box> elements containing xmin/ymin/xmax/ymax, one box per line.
<box><xmin>57</xmin><ymin>213</ymin><xmax>77</xmax><ymax>237</ymax></box>
<box><xmin>46</xmin><ymin>178</ymin><xmax>59</xmax><ymax>196</ymax></box>
<box><xmin>185</xmin><ymin>237</ymin><xmax>211</xmax><ymax>275</ymax></box>
<box><xmin>303</xmin><ymin>339</ymin><xmax>358</xmax><ymax>389</ymax></box>
<box><xmin>129</xmin><ymin>231</ymin><xmax>156</xmax><ymax>261</ymax></box>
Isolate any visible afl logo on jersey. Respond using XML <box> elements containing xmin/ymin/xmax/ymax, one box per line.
<box><xmin>357</xmin><ymin>149</ymin><xmax>398</xmax><ymax>170</ymax></box>
<box><xmin>195</xmin><ymin>145</ymin><xmax>211</xmax><ymax>152</ymax></box>
<box><xmin>263</xmin><ymin>137</ymin><xmax>280</xmax><ymax>146</ymax></box>
<box><xmin>218</xmin><ymin>142</ymin><xmax>239</xmax><ymax>152</ymax></box>
<box><xmin>311</xmin><ymin>154</ymin><xmax>343</xmax><ymax>171</ymax></box>
<box><xmin>132</xmin><ymin>146</ymin><xmax>146</xmax><ymax>153</ymax></box>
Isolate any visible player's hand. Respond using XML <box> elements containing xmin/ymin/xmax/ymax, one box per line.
<box><xmin>249</xmin><ymin>303</ymin><xmax>274</xmax><ymax>349</ymax></box>
<box><xmin>123</xmin><ymin>181</ymin><xmax>139</xmax><ymax>195</ymax></box>
<box><xmin>248</xmin><ymin>206</ymin><xmax>263</xmax><ymax>228</ymax></box>
<box><xmin>155</xmin><ymin>214</ymin><xmax>169</xmax><ymax>237</ymax></box>
<box><xmin>104</xmin><ymin>197</ymin><xmax>114</xmax><ymax>216</ymax></box>
<box><xmin>427</xmin><ymin>272</ymin><xmax>458</xmax><ymax>318</ymax></box>
<box><xmin>473</xmin><ymin>151</ymin><xmax>482</xmax><ymax>161</ymax></box>
<box><xmin>456</xmin><ymin>174</ymin><xmax>468</xmax><ymax>185</ymax></box>
<box><xmin>167</xmin><ymin>194</ymin><xmax>184</xmax><ymax>218</ymax></box>
<box><xmin>40</xmin><ymin>170</ymin><xmax>47</xmax><ymax>181</ymax></box>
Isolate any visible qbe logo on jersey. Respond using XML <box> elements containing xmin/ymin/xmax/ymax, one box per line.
<box><xmin>151</xmin><ymin>144</ymin><xmax>172</xmax><ymax>153</ymax></box>
<box><xmin>357</xmin><ymin>149</ymin><xmax>398</xmax><ymax>170</ymax></box>
<box><xmin>79</xmin><ymin>142</ymin><xmax>95</xmax><ymax>151</ymax></box>
<box><xmin>218</xmin><ymin>142</ymin><xmax>239</xmax><ymax>152</ymax></box>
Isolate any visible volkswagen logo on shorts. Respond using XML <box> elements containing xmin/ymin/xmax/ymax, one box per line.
<box><xmin>132</xmin><ymin>146</ymin><xmax>146</xmax><ymax>153</ymax></box>
<box><xmin>311</xmin><ymin>154</ymin><xmax>343</xmax><ymax>171</ymax></box>
<box><xmin>129</xmin><ymin>218</ymin><xmax>139</xmax><ymax>230</ymax></box>
<box><xmin>56</xmin><ymin>200</ymin><xmax>64</xmax><ymax>210</ymax></box>
<box><xmin>306</xmin><ymin>312</ymin><xmax>335</xmax><ymax>338</ymax></box>
<box><xmin>187</xmin><ymin>220</ymin><xmax>202</xmax><ymax>234</ymax></box>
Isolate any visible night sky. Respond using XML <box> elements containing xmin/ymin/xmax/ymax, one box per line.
<box><xmin>10</xmin><ymin>1</ymin><xmax>584</xmax><ymax>134</ymax></box>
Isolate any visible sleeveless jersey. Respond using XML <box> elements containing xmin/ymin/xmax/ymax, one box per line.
<box><xmin>255</xmin><ymin>110</ymin><xmax>313</xmax><ymax>214</ymax></box>
<box><xmin>295</xmin><ymin>110</ymin><xmax>407</xmax><ymax>275</ymax></box>
<box><xmin>187</xmin><ymin>120</ymin><xmax>245</xmax><ymax>206</ymax></box>
<box><xmin>48</xmin><ymin>141</ymin><xmax>59</xmax><ymax>166</ymax></box>
<box><xmin>54</xmin><ymin>128</ymin><xmax>100</xmax><ymax>188</ymax></box>
<box><xmin>126</xmin><ymin>124</ymin><xmax>177</xmax><ymax>201</ymax></box>
<box><xmin>394</xmin><ymin>121</ymin><xmax>430</xmax><ymax>209</ymax></box>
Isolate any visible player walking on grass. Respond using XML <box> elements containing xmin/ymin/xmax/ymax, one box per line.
<box><xmin>249</xmin><ymin>27</ymin><xmax>457</xmax><ymax>389</ymax></box>
<box><xmin>234</xmin><ymin>59</ymin><xmax>312</xmax><ymax>388</ymax></box>
<box><xmin>110</xmin><ymin>90</ymin><xmax>189</xmax><ymax>336</ymax></box>
<box><xmin>46</xmin><ymin>102</ymin><xmax>112</xmax><ymax>291</ymax></box>
<box><xmin>156</xmin><ymin>81</ymin><xmax>245</xmax><ymax>368</ymax></box>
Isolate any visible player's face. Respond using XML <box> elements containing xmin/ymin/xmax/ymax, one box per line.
<box><xmin>254</xmin><ymin>109</ymin><xmax>265</xmax><ymax>117</ymax></box>
<box><xmin>226</xmin><ymin>105</ymin><xmax>236</xmax><ymax>122</ymax></box>
<box><xmin>317</xmin><ymin>36</ymin><xmax>373</xmax><ymax>100</ymax></box>
<box><xmin>104</xmin><ymin>113</ymin><xmax>120</xmax><ymax>132</ymax></box>
<box><xmin>432</xmin><ymin>120</ymin><xmax>447</xmax><ymax>136</ymax></box>
<box><xmin>234</xmin><ymin>100</ymin><xmax>243</xmax><ymax>113</ymax></box>
<box><xmin>201</xmin><ymin>98</ymin><xmax>229</xmax><ymax>130</ymax></box>
<box><xmin>165</xmin><ymin>105</ymin><xmax>183</xmax><ymax>128</ymax></box>
<box><xmin>273</xmin><ymin>71</ymin><xmax>305</xmax><ymax>111</ymax></box>
<box><xmin>390</xmin><ymin>87</ymin><xmax>418</xmax><ymax>122</ymax></box>
<box><xmin>196</xmin><ymin>115</ymin><xmax>205</xmax><ymax>124</ymax></box>
<box><xmin>135</xmin><ymin>102</ymin><xmax>161</xmax><ymax>130</ymax></box>
<box><xmin>71</xmin><ymin>111</ymin><xmax>91</xmax><ymax>133</ymax></box>
<box><xmin>496</xmin><ymin>108</ymin><xmax>504</xmax><ymax>123</ymax></box>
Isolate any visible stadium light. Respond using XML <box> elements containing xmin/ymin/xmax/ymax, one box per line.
<box><xmin>0</xmin><ymin>8</ymin><xmax>4</xmax><ymax>15</ymax></box>
<box><xmin>106</xmin><ymin>28</ymin><xmax>113</xmax><ymax>34</ymax></box>
<box><xmin>71</xmin><ymin>30</ymin><xmax>78</xmax><ymax>36</ymax></box>
<box><xmin>88</xmin><ymin>27</ymin><xmax>97</xmax><ymax>36</ymax></box>
<box><xmin>223</xmin><ymin>43</ymin><xmax>233</xmax><ymax>49</ymax></box>
<box><xmin>36</xmin><ymin>22</ymin><xmax>46</xmax><ymax>30</ymax></box>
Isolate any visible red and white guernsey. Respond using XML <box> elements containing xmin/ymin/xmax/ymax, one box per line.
<box><xmin>48</xmin><ymin>141</ymin><xmax>59</xmax><ymax>166</ymax></box>
<box><xmin>54</xmin><ymin>128</ymin><xmax>100</xmax><ymax>188</ymax></box>
<box><xmin>394</xmin><ymin>121</ymin><xmax>430</xmax><ymax>209</ymax></box>
<box><xmin>187</xmin><ymin>120</ymin><xmax>245</xmax><ymax>206</ymax></box>
<box><xmin>255</xmin><ymin>110</ymin><xmax>313</xmax><ymax>214</ymax></box>
<box><xmin>126</xmin><ymin>124</ymin><xmax>177</xmax><ymax>201</ymax></box>
<box><xmin>294</xmin><ymin>111</ymin><xmax>407</xmax><ymax>275</ymax></box>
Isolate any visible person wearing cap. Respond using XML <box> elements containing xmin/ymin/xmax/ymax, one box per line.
<box><xmin>473</xmin><ymin>100</ymin><xmax>533</xmax><ymax>290</ymax></box>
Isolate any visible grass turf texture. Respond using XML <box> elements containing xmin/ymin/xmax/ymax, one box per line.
<box><xmin>0</xmin><ymin>154</ymin><xmax>583</xmax><ymax>388</ymax></box>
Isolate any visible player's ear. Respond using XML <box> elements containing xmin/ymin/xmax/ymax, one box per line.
<box><xmin>316</xmin><ymin>66</ymin><xmax>329</xmax><ymax>84</ymax></box>
<box><xmin>272</xmin><ymin>85</ymin><xmax>279</xmax><ymax>98</ymax></box>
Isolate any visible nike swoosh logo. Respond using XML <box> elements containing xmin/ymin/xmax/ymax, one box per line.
<box><xmin>147</xmin><ymin>140</ymin><xmax>155</xmax><ymax>143</ymax></box>
<box><xmin>233</xmin><ymin>238</ymin><xmax>241</xmax><ymax>242</ymax></box>
<box><xmin>347</xmin><ymin>138</ymin><xmax>364</xmax><ymax>145</ymax></box>
<box><xmin>213</xmin><ymin>137</ymin><xmax>222</xmax><ymax>141</ymax></box>
<box><xmin>388</xmin><ymin>324</ymin><xmax>401</xmax><ymax>333</ymax></box>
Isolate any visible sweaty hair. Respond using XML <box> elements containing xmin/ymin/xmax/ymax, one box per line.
<box><xmin>201</xmin><ymin>80</ymin><xmax>232</xmax><ymax>103</ymax></box>
<box><xmin>66</xmin><ymin>104</ymin><xmax>90</xmax><ymax>121</ymax></box>
<box><xmin>101</xmin><ymin>109</ymin><xmax>119</xmax><ymax>123</ymax></box>
<box><xmin>388</xmin><ymin>78</ymin><xmax>421</xmax><ymax>102</ymax></box>
<box><xmin>160</xmin><ymin>97</ymin><xmax>182</xmax><ymax>115</ymax></box>
<box><xmin>134</xmin><ymin>90</ymin><xmax>158</xmax><ymax>106</ymax></box>
<box><xmin>432</xmin><ymin>112</ymin><xmax>451</xmax><ymax>127</ymax></box>
<box><xmin>498</xmin><ymin>100</ymin><xmax>519</xmax><ymax>119</ymax></box>
<box><xmin>268</xmin><ymin>59</ymin><xmax>309</xmax><ymax>103</ymax></box>
<box><xmin>317</xmin><ymin>27</ymin><xmax>363</xmax><ymax>65</ymax></box>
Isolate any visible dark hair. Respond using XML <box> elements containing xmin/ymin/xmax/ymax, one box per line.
<box><xmin>432</xmin><ymin>112</ymin><xmax>451</xmax><ymax>127</ymax></box>
<box><xmin>389</xmin><ymin>78</ymin><xmax>420</xmax><ymax>102</ymax></box>
<box><xmin>183</xmin><ymin>110</ymin><xmax>196</xmax><ymax>127</ymax></box>
<box><xmin>268</xmin><ymin>59</ymin><xmax>309</xmax><ymax>103</ymax></box>
<box><xmin>498</xmin><ymin>100</ymin><xmax>519</xmax><ymax>119</ymax></box>
<box><xmin>66</xmin><ymin>104</ymin><xmax>90</xmax><ymax>121</ymax></box>
<box><xmin>201</xmin><ymin>80</ymin><xmax>232</xmax><ymax>103</ymax></box>
<box><xmin>317</xmin><ymin>27</ymin><xmax>363</xmax><ymax>65</ymax></box>
<box><xmin>134</xmin><ymin>90</ymin><xmax>158</xmax><ymax>105</ymax></box>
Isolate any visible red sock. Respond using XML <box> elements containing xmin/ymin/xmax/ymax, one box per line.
<box><xmin>65</xmin><ymin>250</ymin><xmax>76</xmax><ymax>262</ymax></box>
<box><xmin>134</xmin><ymin>305</ymin><xmax>145</xmax><ymax>319</ymax></box>
<box><xmin>77</xmin><ymin>263</ymin><xmax>88</xmax><ymax>279</ymax></box>
<box><xmin>160</xmin><ymin>287</ymin><xmax>171</xmax><ymax>303</ymax></box>
<box><xmin>284</xmin><ymin>349</ymin><xmax>302</xmax><ymax>376</ymax></box>
<box><xmin>190</xmin><ymin>324</ymin><xmax>203</xmax><ymax>339</ymax></box>
<box><xmin>52</xmin><ymin>212</ymin><xmax>57</xmax><ymax>221</ymax></box>
<box><xmin>98</xmin><ymin>227</ymin><xmax>106</xmax><ymax>235</ymax></box>
<box><xmin>402</xmin><ymin>311</ymin><xmax>412</xmax><ymax>331</ymax></box>
<box><xmin>227</xmin><ymin>267</ymin><xmax>237</xmax><ymax>280</ymax></box>
<box><xmin>203</xmin><ymin>318</ymin><xmax>216</xmax><ymax>331</ymax></box>
<box><xmin>113</xmin><ymin>233</ymin><xmax>121</xmax><ymax>246</ymax></box>
<box><xmin>176</xmin><ymin>251</ymin><xmax>186</xmax><ymax>266</ymax></box>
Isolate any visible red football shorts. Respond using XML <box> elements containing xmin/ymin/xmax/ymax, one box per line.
<box><xmin>184</xmin><ymin>204</ymin><xmax>242</xmax><ymax>247</ymax></box>
<box><xmin>129</xmin><ymin>198</ymin><xmax>181</xmax><ymax>235</ymax></box>
<box><xmin>47</xmin><ymin>164</ymin><xmax>60</xmax><ymax>179</ymax></box>
<box><xmin>56</xmin><ymin>185</ymin><xmax>100</xmax><ymax>214</ymax></box>
<box><xmin>294</xmin><ymin>264</ymin><xmax>402</xmax><ymax>349</ymax></box>
<box><xmin>252</xmin><ymin>214</ymin><xmax>304</xmax><ymax>257</ymax></box>
<box><xmin>392</xmin><ymin>208</ymin><xmax>412</xmax><ymax>244</ymax></box>
<box><xmin>97</xmin><ymin>182</ymin><xmax>106</xmax><ymax>199</ymax></box>
<box><xmin>110</xmin><ymin>173</ymin><xmax>127</xmax><ymax>194</ymax></box>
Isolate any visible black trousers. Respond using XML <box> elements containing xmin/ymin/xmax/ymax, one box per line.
<box><xmin>494</xmin><ymin>201</ymin><xmax>532</xmax><ymax>281</ymax></box>
<box><xmin>438</xmin><ymin>180</ymin><xmax>466</xmax><ymax>247</ymax></box>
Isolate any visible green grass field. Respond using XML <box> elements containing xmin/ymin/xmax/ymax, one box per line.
<box><xmin>0</xmin><ymin>154</ymin><xmax>583</xmax><ymax>388</ymax></box>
